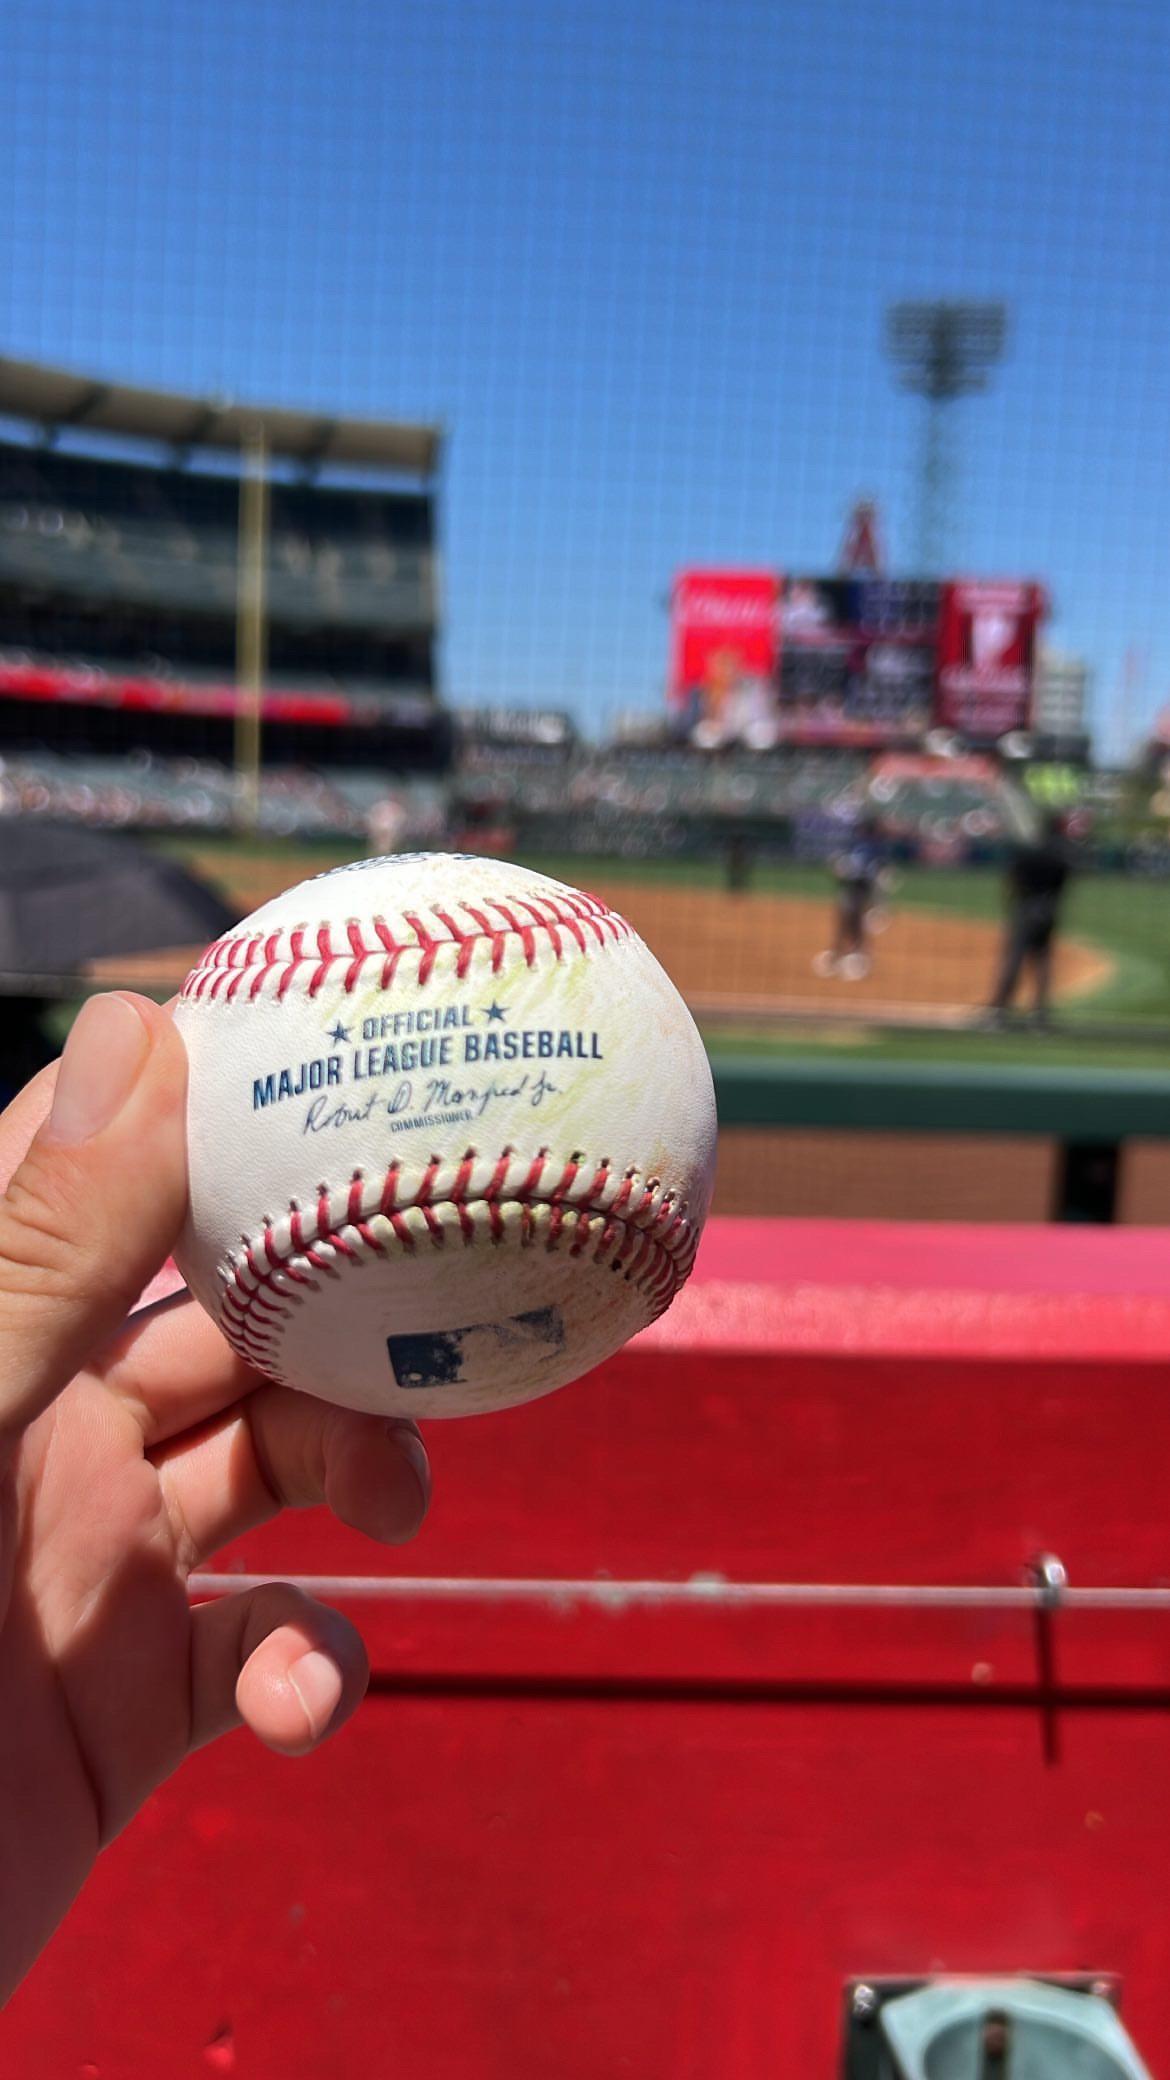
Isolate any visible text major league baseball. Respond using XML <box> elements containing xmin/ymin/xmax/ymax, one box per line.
<box><xmin>250</xmin><ymin>998</ymin><xmax>604</xmax><ymax>1134</ymax></box>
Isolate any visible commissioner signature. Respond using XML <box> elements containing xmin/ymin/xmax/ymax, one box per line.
<box><xmin>304</xmin><ymin>1069</ymin><xmax>561</xmax><ymax>1134</ymax></box>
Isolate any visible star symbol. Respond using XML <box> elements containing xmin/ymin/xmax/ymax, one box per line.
<box><xmin>483</xmin><ymin>1001</ymin><xmax>508</xmax><ymax>1023</ymax></box>
<box><xmin>328</xmin><ymin>1020</ymin><xmax>351</xmax><ymax>1045</ymax></box>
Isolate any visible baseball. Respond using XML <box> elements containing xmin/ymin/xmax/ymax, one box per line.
<box><xmin>173</xmin><ymin>854</ymin><xmax>717</xmax><ymax>1418</ymax></box>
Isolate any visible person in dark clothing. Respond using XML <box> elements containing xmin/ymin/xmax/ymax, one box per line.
<box><xmin>990</xmin><ymin>811</ymin><xmax>1074</xmax><ymax>1020</ymax></box>
<box><xmin>814</xmin><ymin>816</ymin><xmax>888</xmax><ymax>979</ymax></box>
<box><xmin>724</xmin><ymin>829</ymin><xmax>753</xmax><ymax>893</ymax></box>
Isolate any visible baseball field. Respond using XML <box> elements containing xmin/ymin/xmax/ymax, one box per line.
<box><xmin>162</xmin><ymin>838</ymin><xmax>1170</xmax><ymax>1071</ymax></box>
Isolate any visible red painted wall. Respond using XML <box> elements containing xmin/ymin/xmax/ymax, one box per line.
<box><xmin>8</xmin><ymin>1221</ymin><xmax>1170</xmax><ymax>2076</ymax></box>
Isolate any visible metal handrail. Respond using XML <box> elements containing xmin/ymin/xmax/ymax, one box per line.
<box><xmin>187</xmin><ymin>1569</ymin><xmax>1170</xmax><ymax>1614</ymax></box>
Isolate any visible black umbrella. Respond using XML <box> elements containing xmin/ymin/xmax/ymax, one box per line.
<box><xmin>0</xmin><ymin>821</ymin><xmax>235</xmax><ymax>977</ymax></box>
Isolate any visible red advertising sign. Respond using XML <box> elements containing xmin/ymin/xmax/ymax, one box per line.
<box><xmin>669</xmin><ymin>570</ymin><xmax>780</xmax><ymax>709</ymax></box>
<box><xmin>0</xmin><ymin>657</ymin><xmax>400</xmax><ymax>728</ymax></box>
<box><xmin>936</xmin><ymin>580</ymin><xmax>1045</xmax><ymax>737</ymax></box>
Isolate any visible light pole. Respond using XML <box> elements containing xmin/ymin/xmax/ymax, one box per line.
<box><xmin>885</xmin><ymin>301</ymin><xmax>1007</xmax><ymax>574</ymax></box>
<box><xmin>235</xmin><ymin>421</ymin><xmax>268</xmax><ymax>831</ymax></box>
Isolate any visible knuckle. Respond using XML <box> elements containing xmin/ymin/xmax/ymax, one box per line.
<box><xmin>254</xmin><ymin>1579</ymin><xmax>304</xmax><ymax>1621</ymax></box>
<box><xmin>0</xmin><ymin>1148</ymin><xmax>88</xmax><ymax>1301</ymax></box>
<box><xmin>248</xmin><ymin>1392</ymin><xmax>331</xmax><ymax>1513</ymax></box>
<box><xmin>243</xmin><ymin>1580</ymin><xmax>315</xmax><ymax>1650</ymax></box>
<box><xmin>0</xmin><ymin>1145</ymin><xmax>138</xmax><ymax>1318</ymax></box>
<box><xmin>246</xmin><ymin>1397</ymin><xmax>314</xmax><ymax>1514</ymax></box>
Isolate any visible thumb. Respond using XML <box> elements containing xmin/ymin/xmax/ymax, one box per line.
<box><xmin>0</xmin><ymin>993</ymin><xmax>188</xmax><ymax>1451</ymax></box>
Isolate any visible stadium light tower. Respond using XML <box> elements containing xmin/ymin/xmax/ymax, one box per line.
<box><xmin>885</xmin><ymin>300</ymin><xmax>1007</xmax><ymax>574</ymax></box>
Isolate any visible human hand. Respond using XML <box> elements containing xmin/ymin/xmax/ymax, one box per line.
<box><xmin>0</xmin><ymin>993</ymin><xmax>431</xmax><ymax>2000</ymax></box>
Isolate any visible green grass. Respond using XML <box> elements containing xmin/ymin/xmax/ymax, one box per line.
<box><xmin>518</xmin><ymin>852</ymin><xmax>1170</xmax><ymax>1039</ymax></box>
<box><xmin>154</xmin><ymin>831</ymin><xmax>351</xmax><ymax>865</ymax></box>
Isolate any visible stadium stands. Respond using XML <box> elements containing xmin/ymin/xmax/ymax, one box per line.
<box><xmin>0</xmin><ymin>708</ymin><xmax>1023</xmax><ymax>855</ymax></box>
<box><xmin>0</xmin><ymin>442</ymin><xmax>435</xmax><ymax>634</ymax></box>
<box><xmin>448</xmin><ymin>728</ymin><xmax>1023</xmax><ymax>863</ymax></box>
<box><xmin>0</xmin><ymin>745</ymin><xmax>447</xmax><ymax>843</ymax></box>
<box><xmin>0</xmin><ymin>361</ymin><xmax>447</xmax><ymax>817</ymax></box>
<box><xmin>866</xmin><ymin>751</ymin><xmax>1020</xmax><ymax>859</ymax></box>
<box><xmin>0</xmin><ymin>367</ymin><xmax>1136</xmax><ymax>864</ymax></box>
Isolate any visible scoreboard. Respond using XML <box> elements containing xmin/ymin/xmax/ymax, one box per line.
<box><xmin>777</xmin><ymin>577</ymin><xmax>939</xmax><ymax>743</ymax></box>
<box><xmin>669</xmin><ymin>570</ymin><xmax>1046</xmax><ymax>748</ymax></box>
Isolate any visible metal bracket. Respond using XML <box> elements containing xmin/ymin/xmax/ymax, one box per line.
<box><xmin>842</xmin><ymin>1977</ymin><xmax>1126</xmax><ymax>2080</ymax></box>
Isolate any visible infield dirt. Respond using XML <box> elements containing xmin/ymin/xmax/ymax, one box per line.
<box><xmin>171</xmin><ymin>850</ymin><xmax>1113</xmax><ymax>1025</ymax></box>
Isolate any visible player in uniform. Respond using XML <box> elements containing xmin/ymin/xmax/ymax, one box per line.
<box><xmin>814</xmin><ymin>816</ymin><xmax>888</xmax><ymax>980</ymax></box>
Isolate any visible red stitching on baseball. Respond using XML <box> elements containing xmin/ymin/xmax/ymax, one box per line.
<box><xmin>543</xmin><ymin>898</ymin><xmax>586</xmax><ymax>954</ymax></box>
<box><xmin>278</xmin><ymin>928</ymin><xmax>306</xmax><ymax>1001</ymax></box>
<box><xmin>516</xmin><ymin>898</ymin><xmax>562</xmax><ymax>957</ymax></box>
<box><xmin>584</xmin><ymin>1161</ymin><xmax>610</xmax><ymax>1202</ymax></box>
<box><xmin>486</xmin><ymin>900</ymin><xmax>535</xmax><ymax>966</ymax></box>
<box><xmin>457</xmin><ymin>903</ymin><xmax>505</xmax><ymax>972</ymax></box>
<box><xmin>485</xmin><ymin>1149</ymin><xmax>511</xmax><ymax>1200</ymax></box>
<box><xmin>215</xmin><ymin>1154</ymin><xmax>697</xmax><ymax>1381</ymax></box>
<box><xmin>519</xmin><ymin>1148</ymin><xmax>547</xmax><ymax>1198</ymax></box>
<box><xmin>181</xmin><ymin>892</ymin><xmax>633</xmax><ymax>1001</ymax></box>
<box><xmin>551</xmin><ymin>1156</ymin><xmax>580</xmax><ymax>1202</ymax></box>
<box><xmin>345</xmin><ymin>922</ymin><xmax>368</xmax><ymax>992</ymax></box>
<box><xmin>372</xmin><ymin>915</ymin><xmax>407</xmax><ymax>987</ymax></box>
<box><xmin>308</xmin><ymin>925</ymin><xmax>334</xmax><ymax>997</ymax></box>
<box><xmin>562</xmin><ymin>893</ymin><xmax>609</xmax><ymax>948</ymax></box>
<box><xmin>433</xmin><ymin>906</ymin><xmax>477</xmax><ymax>978</ymax></box>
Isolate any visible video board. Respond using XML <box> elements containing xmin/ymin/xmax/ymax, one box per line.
<box><xmin>668</xmin><ymin>569</ymin><xmax>1045</xmax><ymax>748</ymax></box>
<box><xmin>776</xmin><ymin>577</ymin><xmax>939</xmax><ymax>743</ymax></box>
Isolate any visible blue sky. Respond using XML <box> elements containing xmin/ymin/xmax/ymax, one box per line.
<box><xmin>4</xmin><ymin>0</ymin><xmax>1169</xmax><ymax>751</ymax></box>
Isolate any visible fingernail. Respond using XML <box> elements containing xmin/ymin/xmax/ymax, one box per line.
<box><xmin>389</xmin><ymin>1423</ymin><xmax>432</xmax><ymax>1521</ymax></box>
<box><xmin>288</xmin><ymin>1648</ymin><xmax>343</xmax><ymax>1739</ymax></box>
<box><xmin>46</xmin><ymin>995</ymin><xmax>152</xmax><ymax>1145</ymax></box>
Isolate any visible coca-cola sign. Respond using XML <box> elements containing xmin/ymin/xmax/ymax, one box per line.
<box><xmin>678</xmin><ymin>583</ymin><xmax>778</xmax><ymax>630</ymax></box>
<box><xmin>669</xmin><ymin>570</ymin><xmax>781</xmax><ymax>705</ymax></box>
